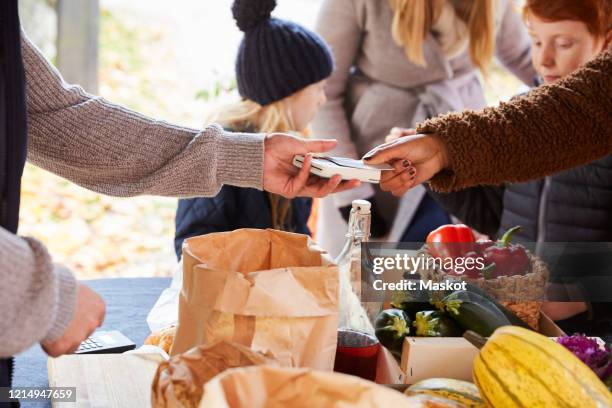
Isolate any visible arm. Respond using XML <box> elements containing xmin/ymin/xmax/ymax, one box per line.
<box><xmin>427</xmin><ymin>185</ymin><xmax>505</xmax><ymax>237</ymax></box>
<box><xmin>0</xmin><ymin>228</ymin><xmax>77</xmax><ymax>356</ymax></box>
<box><xmin>494</xmin><ymin>0</ymin><xmax>537</xmax><ymax>85</ymax></box>
<box><xmin>22</xmin><ymin>33</ymin><xmax>264</xmax><ymax>198</ymax></box>
<box><xmin>420</xmin><ymin>48</ymin><xmax>612</xmax><ymax>192</ymax></box>
<box><xmin>366</xmin><ymin>49</ymin><xmax>612</xmax><ymax>194</ymax></box>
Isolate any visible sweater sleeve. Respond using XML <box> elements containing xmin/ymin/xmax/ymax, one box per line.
<box><xmin>22</xmin><ymin>33</ymin><xmax>264</xmax><ymax>198</ymax></box>
<box><xmin>0</xmin><ymin>227</ymin><xmax>77</xmax><ymax>357</ymax></box>
<box><xmin>418</xmin><ymin>48</ymin><xmax>612</xmax><ymax>193</ymax></box>
<box><xmin>494</xmin><ymin>0</ymin><xmax>536</xmax><ymax>85</ymax></box>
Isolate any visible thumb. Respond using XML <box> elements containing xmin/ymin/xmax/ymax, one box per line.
<box><xmin>302</xmin><ymin>139</ymin><xmax>338</xmax><ymax>154</ymax></box>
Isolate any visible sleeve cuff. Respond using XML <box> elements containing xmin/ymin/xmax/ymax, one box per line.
<box><xmin>43</xmin><ymin>265</ymin><xmax>77</xmax><ymax>342</ymax></box>
<box><xmin>215</xmin><ymin>129</ymin><xmax>265</xmax><ymax>190</ymax></box>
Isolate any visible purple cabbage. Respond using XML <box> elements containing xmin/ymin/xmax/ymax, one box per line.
<box><xmin>557</xmin><ymin>334</ymin><xmax>611</xmax><ymax>382</ymax></box>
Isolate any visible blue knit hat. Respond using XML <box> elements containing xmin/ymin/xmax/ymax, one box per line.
<box><xmin>232</xmin><ymin>0</ymin><xmax>334</xmax><ymax>106</ymax></box>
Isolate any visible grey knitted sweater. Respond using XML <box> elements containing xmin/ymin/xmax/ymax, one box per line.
<box><xmin>0</xmin><ymin>35</ymin><xmax>265</xmax><ymax>357</ymax></box>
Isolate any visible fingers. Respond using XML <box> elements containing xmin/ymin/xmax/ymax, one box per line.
<box><xmin>380</xmin><ymin>170</ymin><xmax>416</xmax><ymax>192</ymax></box>
<box><xmin>331</xmin><ymin>179</ymin><xmax>361</xmax><ymax>194</ymax></box>
<box><xmin>302</xmin><ymin>138</ymin><xmax>338</xmax><ymax>154</ymax></box>
<box><xmin>299</xmin><ymin>175</ymin><xmax>361</xmax><ymax>198</ymax></box>
<box><xmin>380</xmin><ymin>157</ymin><xmax>417</xmax><ymax>197</ymax></box>
<box><xmin>362</xmin><ymin>140</ymin><xmax>406</xmax><ymax>165</ymax></box>
<box><xmin>293</xmin><ymin>154</ymin><xmax>313</xmax><ymax>193</ymax></box>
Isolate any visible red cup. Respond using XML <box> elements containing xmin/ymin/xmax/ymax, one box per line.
<box><xmin>334</xmin><ymin>329</ymin><xmax>380</xmax><ymax>381</ymax></box>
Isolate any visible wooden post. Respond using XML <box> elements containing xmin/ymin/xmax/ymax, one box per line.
<box><xmin>56</xmin><ymin>0</ymin><xmax>99</xmax><ymax>94</ymax></box>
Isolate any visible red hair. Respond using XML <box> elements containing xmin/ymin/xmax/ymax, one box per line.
<box><xmin>524</xmin><ymin>0</ymin><xmax>612</xmax><ymax>37</ymax></box>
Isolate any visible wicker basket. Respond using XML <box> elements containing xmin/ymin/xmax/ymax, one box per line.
<box><xmin>417</xmin><ymin>249</ymin><xmax>549</xmax><ymax>330</ymax></box>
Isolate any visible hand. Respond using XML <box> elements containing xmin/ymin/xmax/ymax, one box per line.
<box><xmin>42</xmin><ymin>283</ymin><xmax>106</xmax><ymax>357</ymax></box>
<box><xmin>384</xmin><ymin>127</ymin><xmax>417</xmax><ymax>143</ymax></box>
<box><xmin>362</xmin><ymin>133</ymin><xmax>448</xmax><ymax>197</ymax></box>
<box><xmin>541</xmin><ymin>301</ymin><xmax>588</xmax><ymax>321</ymax></box>
<box><xmin>263</xmin><ymin>133</ymin><xmax>361</xmax><ymax>198</ymax></box>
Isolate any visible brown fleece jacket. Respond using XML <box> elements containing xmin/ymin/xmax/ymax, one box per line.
<box><xmin>418</xmin><ymin>48</ymin><xmax>611</xmax><ymax>193</ymax></box>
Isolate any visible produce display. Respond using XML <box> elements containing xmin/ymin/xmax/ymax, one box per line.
<box><xmin>145</xmin><ymin>228</ymin><xmax>611</xmax><ymax>407</ymax></box>
<box><xmin>420</xmin><ymin>224</ymin><xmax>548</xmax><ymax>330</ymax></box>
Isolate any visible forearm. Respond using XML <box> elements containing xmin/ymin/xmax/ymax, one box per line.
<box><xmin>23</xmin><ymin>33</ymin><xmax>264</xmax><ymax>198</ymax></box>
<box><xmin>0</xmin><ymin>228</ymin><xmax>77</xmax><ymax>357</ymax></box>
<box><xmin>419</xmin><ymin>49</ymin><xmax>612</xmax><ymax>192</ymax></box>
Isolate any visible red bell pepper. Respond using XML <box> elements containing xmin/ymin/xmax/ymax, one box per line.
<box><xmin>426</xmin><ymin>224</ymin><xmax>476</xmax><ymax>259</ymax></box>
<box><xmin>482</xmin><ymin>226</ymin><xmax>529</xmax><ymax>278</ymax></box>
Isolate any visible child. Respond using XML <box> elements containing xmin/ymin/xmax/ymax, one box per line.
<box><xmin>428</xmin><ymin>0</ymin><xmax>612</xmax><ymax>340</ymax></box>
<box><xmin>173</xmin><ymin>0</ymin><xmax>333</xmax><ymax>258</ymax></box>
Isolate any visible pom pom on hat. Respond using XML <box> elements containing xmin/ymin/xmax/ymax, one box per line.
<box><xmin>232</xmin><ymin>0</ymin><xmax>276</xmax><ymax>32</ymax></box>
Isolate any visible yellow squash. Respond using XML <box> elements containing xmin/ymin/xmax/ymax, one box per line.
<box><xmin>473</xmin><ymin>326</ymin><xmax>612</xmax><ymax>408</ymax></box>
<box><xmin>406</xmin><ymin>378</ymin><xmax>485</xmax><ymax>408</ymax></box>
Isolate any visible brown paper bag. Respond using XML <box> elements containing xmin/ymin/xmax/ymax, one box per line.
<box><xmin>199</xmin><ymin>366</ymin><xmax>413</xmax><ymax>408</ymax></box>
<box><xmin>171</xmin><ymin>229</ymin><xmax>339</xmax><ymax>371</ymax></box>
<box><xmin>151</xmin><ymin>341</ymin><xmax>277</xmax><ymax>408</ymax></box>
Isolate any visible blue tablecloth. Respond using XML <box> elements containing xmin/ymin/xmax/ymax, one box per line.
<box><xmin>13</xmin><ymin>277</ymin><xmax>171</xmax><ymax>407</ymax></box>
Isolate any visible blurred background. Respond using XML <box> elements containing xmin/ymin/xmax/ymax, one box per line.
<box><xmin>18</xmin><ymin>0</ymin><xmax>525</xmax><ymax>279</ymax></box>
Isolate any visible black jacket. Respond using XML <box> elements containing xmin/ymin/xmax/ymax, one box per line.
<box><xmin>1</xmin><ymin>0</ymin><xmax>28</xmax><ymax>398</ymax></box>
<box><xmin>174</xmin><ymin>186</ymin><xmax>312</xmax><ymax>259</ymax></box>
<box><xmin>430</xmin><ymin>154</ymin><xmax>612</xmax><ymax>341</ymax></box>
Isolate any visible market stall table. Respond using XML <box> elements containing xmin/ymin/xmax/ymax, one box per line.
<box><xmin>13</xmin><ymin>277</ymin><xmax>171</xmax><ymax>408</ymax></box>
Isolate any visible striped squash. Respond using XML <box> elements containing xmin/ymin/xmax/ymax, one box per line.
<box><xmin>406</xmin><ymin>378</ymin><xmax>485</xmax><ymax>407</ymax></box>
<box><xmin>473</xmin><ymin>326</ymin><xmax>612</xmax><ymax>408</ymax></box>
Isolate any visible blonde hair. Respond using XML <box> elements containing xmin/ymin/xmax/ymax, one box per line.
<box><xmin>207</xmin><ymin>98</ymin><xmax>305</xmax><ymax>231</ymax></box>
<box><xmin>389</xmin><ymin>0</ymin><xmax>495</xmax><ymax>73</ymax></box>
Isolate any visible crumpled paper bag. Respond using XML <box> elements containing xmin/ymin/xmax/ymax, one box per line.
<box><xmin>171</xmin><ymin>229</ymin><xmax>339</xmax><ymax>371</ymax></box>
<box><xmin>151</xmin><ymin>341</ymin><xmax>276</xmax><ymax>408</ymax></box>
<box><xmin>199</xmin><ymin>366</ymin><xmax>413</xmax><ymax>408</ymax></box>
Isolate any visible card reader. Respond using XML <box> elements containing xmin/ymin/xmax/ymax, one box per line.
<box><xmin>293</xmin><ymin>155</ymin><xmax>393</xmax><ymax>183</ymax></box>
<box><xmin>74</xmin><ymin>330</ymin><xmax>136</xmax><ymax>354</ymax></box>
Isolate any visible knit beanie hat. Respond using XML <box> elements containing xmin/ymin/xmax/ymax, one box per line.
<box><xmin>232</xmin><ymin>0</ymin><xmax>334</xmax><ymax>106</ymax></box>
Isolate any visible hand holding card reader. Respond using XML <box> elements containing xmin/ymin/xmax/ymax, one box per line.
<box><xmin>74</xmin><ymin>330</ymin><xmax>136</xmax><ymax>354</ymax></box>
<box><xmin>293</xmin><ymin>155</ymin><xmax>393</xmax><ymax>183</ymax></box>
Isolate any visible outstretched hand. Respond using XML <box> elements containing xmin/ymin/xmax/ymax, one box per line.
<box><xmin>363</xmin><ymin>129</ymin><xmax>448</xmax><ymax>197</ymax></box>
<box><xmin>263</xmin><ymin>133</ymin><xmax>361</xmax><ymax>198</ymax></box>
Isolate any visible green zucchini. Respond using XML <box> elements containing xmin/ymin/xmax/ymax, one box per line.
<box><xmin>464</xmin><ymin>283</ymin><xmax>530</xmax><ymax>329</ymax></box>
<box><xmin>414</xmin><ymin>310</ymin><xmax>463</xmax><ymax>337</ymax></box>
<box><xmin>374</xmin><ymin>309</ymin><xmax>410</xmax><ymax>357</ymax></box>
<box><xmin>439</xmin><ymin>290</ymin><xmax>511</xmax><ymax>337</ymax></box>
<box><xmin>390</xmin><ymin>286</ymin><xmax>432</xmax><ymax>321</ymax></box>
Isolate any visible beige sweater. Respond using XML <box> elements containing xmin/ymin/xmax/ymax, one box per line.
<box><xmin>0</xmin><ymin>35</ymin><xmax>265</xmax><ymax>357</ymax></box>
